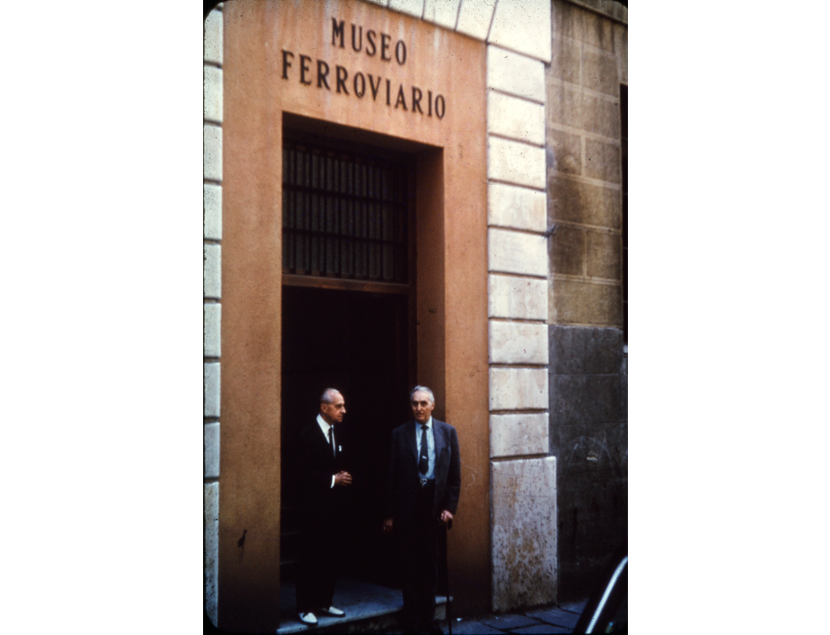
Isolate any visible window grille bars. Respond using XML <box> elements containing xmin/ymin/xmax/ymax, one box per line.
<box><xmin>282</xmin><ymin>139</ymin><xmax>409</xmax><ymax>283</ymax></box>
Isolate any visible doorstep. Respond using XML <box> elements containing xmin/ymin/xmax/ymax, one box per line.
<box><xmin>277</xmin><ymin>577</ymin><xmax>448</xmax><ymax>634</ymax></box>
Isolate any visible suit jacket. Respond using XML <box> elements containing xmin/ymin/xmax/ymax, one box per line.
<box><xmin>385</xmin><ymin>419</ymin><xmax>461</xmax><ymax>525</ymax></box>
<box><xmin>296</xmin><ymin>420</ymin><xmax>348</xmax><ymax>524</ymax></box>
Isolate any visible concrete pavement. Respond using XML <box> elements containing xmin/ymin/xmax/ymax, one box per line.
<box><xmin>380</xmin><ymin>599</ymin><xmax>588</xmax><ymax>635</ymax></box>
<box><xmin>275</xmin><ymin>577</ymin><xmax>599</xmax><ymax>634</ymax></box>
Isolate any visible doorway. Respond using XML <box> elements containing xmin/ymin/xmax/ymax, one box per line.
<box><xmin>279</xmin><ymin>128</ymin><xmax>416</xmax><ymax>585</ymax></box>
<box><xmin>280</xmin><ymin>286</ymin><xmax>411</xmax><ymax>583</ymax></box>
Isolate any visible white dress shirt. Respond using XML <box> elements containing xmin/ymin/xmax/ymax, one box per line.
<box><xmin>415</xmin><ymin>416</ymin><xmax>436</xmax><ymax>480</ymax></box>
<box><xmin>316</xmin><ymin>414</ymin><xmax>337</xmax><ymax>488</ymax></box>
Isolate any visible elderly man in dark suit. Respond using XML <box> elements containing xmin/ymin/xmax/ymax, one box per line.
<box><xmin>295</xmin><ymin>388</ymin><xmax>353</xmax><ymax>626</ymax></box>
<box><xmin>383</xmin><ymin>386</ymin><xmax>461</xmax><ymax>635</ymax></box>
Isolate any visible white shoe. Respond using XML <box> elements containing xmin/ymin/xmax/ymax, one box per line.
<box><xmin>298</xmin><ymin>612</ymin><xmax>317</xmax><ymax>625</ymax></box>
<box><xmin>318</xmin><ymin>606</ymin><xmax>346</xmax><ymax>617</ymax></box>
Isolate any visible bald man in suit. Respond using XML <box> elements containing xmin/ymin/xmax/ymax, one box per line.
<box><xmin>295</xmin><ymin>388</ymin><xmax>352</xmax><ymax>627</ymax></box>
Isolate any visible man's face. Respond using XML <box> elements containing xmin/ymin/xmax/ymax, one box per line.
<box><xmin>410</xmin><ymin>391</ymin><xmax>434</xmax><ymax>424</ymax></box>
<box><xmin>320</xmin><ymin>391</ymin><xmax>346</xmax><ymax>425</ymax></box>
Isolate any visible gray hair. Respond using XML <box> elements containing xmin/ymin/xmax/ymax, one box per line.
<box><xmin>320</xmin><ymin>388</ymin><xmax>341</xmax><ymax>404</ymax></box>
<box><xmin>410</xmin><ymin>385</ymin><xmax>435</xmax><ymax>405</ymax></box>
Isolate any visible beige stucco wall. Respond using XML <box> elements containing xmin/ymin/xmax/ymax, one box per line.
<box><xmin>218</xmin><ymin>0</ymin><xmax>489</xmax><ymax>628</ymax></box>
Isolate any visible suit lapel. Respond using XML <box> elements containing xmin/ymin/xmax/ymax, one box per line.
<box><xmin>433</xmin><ymin>419</ymin><xmax>446</xmax><ymax>470</ymax></box>
<box><xmin>315</xmin><ymin>421</ymin><xmax>327</xmax><ymax>449</ymax></box>
<box><xmin>406</xmin><ymin>421</ymin><xmax>418</xmax><ymax>465</ymax></box>
<box><xmin>314</xmin><ymin>420</ymin><xmax>334</xmax><ymax>461</ymax></box>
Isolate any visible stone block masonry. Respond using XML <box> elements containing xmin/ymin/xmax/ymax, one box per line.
<box><xmin>488</xmin><ymin>92</ymin><xmax>545</xmax><ymax>147</ymax></box>
<box><xmin>456</xmin><ymin>0</ymin><xmax>496</xmax><ymax>40</ymax></box>
<box><xmin>546</xmin><ymin>0</ymin><xmax>624</xmax><ymax>329</ymax></box>
<box><xmin>489</xmin><ymin>228</ymin><xmax>548</xmax><ymax>278</ymax></box>
<box><xmin>204</xmin><ymin>303</ymin><xmax>221</xmax><ymax>359</ymax></box>
<box><xmin>203</xmin><ymin>244</ymin><xmax>221</xmax><ymax>300</ymax></box>
<box><xmin>490</xmin><ymin>368</ymin><xmax>549</xmax><ymax>411</ymax></box>
<box><xmin>487</xmin><ymin>46</ymin><xmax>545</xmax><ymax>103</ymax></box>
<box><xmin>482</xmin><ymin>0</ymin><xmax>554</xmax><ymax>612</ymax></box>
<box><xmin>205</xmin><ymin>422</ymin><xmax>221</xmax><ymax>478</ymax></box>
<box><xmin>388</xmin><ymin>0</ymin><xmax>423</xmax><ymax>19</ymax></box>
<box><xmin>204</xmin><ymin>8</ymin><xmax>223</xmax><ymax>66</ymax></box>
<box><xmin>204</xmin><ymin>65</ymin><xmax>223</xmax><ymax>124</ymax></box>
<box><xmin>488</xmin><ymin>137</ymin><xmax>546</xmax><ymax>190</ymax></box>
<box><xmin>546</xmin><ymin>0</ymin><xmax>626</xmax><ymax>600</ymax></box>
<box><xmin>205</xmin><ymin>483</ymin><xmax>219</xmax><ymax>625</ymax></box>
<box><xmin>203</xmin><ymin>4</ymin><xmax>223</xmax><ymax>628</ymax></box>
<box><xmin>488</xmin><ymin>183</ymin><xmax>546</xmax><ymax>233</ymax></box>
<box><xmin>489</xmin><ymin>321</ymin><xmax>549</xmax><ymax>365</ymax></box>
<box><xmin>421</xmin><ymin>0</ymin><xmax>461</xmax><ymax>30</ymax></box>
<box><xmin>549</xmin><ymin>322</ymin><xmax>627</xmax><ymax>596</ymax></box>
<box><xmin>488</xmin><ymin>275</ymin><xmax>548</xmax><ymax>321</ymax></box>
<box><xmin>204</xmin><ymin>125</ymin><xmax>222</xmax><ymax>182</ymax></box>
<box><xmin>491</xmin><ymin>457</ymin><xmax>557</xmax><ymax>611</ymax></box>
<box><xmin>203</xmin><ymin>183</ymin><xmax>222</xmax><ymax>241</ymax></box>
<box><xmin>488</xmin><ymin>0</ymin><xmax>552</xmax><ymax>63</ymax></box>
<box><xmin>490</xmin><ymin>413</ymin><xmax>549</xmax><ymax>458</ymax></box>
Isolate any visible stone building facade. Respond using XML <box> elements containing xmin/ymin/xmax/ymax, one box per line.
<box><xmin>203</xmin><ymin>0</ymin><xmax>626</xmax><ymax>629</ymax></box>
<box><xmin>545</xmin><ymin>0</ymin><xmax>628</xmax><ymax>597</ymax></box>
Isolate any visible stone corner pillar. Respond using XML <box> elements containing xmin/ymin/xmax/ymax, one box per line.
<box><xmin>491</xmin><ymin>456</ymin><xmax>557</xmax><ymax>611</ymax></box>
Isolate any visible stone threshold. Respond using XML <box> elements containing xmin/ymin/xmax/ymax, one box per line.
<box><xmin>277</xmin><ymin>577</ymin><xmax>448</xmax><ymax>634</ymax></box>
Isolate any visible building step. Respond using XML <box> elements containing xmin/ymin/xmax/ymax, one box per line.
<box><xmin>277</xmin><ymin>578</ymin><xmax>448</xmax><ymax>634</ymax></box>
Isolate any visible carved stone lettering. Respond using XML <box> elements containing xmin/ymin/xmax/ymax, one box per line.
<box><xmin>278</xmin><ymin>19</ymin><xmax>448</xmax><ymax>121</ymax></box>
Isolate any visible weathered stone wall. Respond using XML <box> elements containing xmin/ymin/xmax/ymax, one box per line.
<box><xmin>203</xmin><ymin>4</ymin><xmax>223</xmax><ymax>627</ymax></box>
<box><xmin>491</xmin><ymin>458</ymin><xmax>557</xmax><ymax>609</ymax></box>
<box><xmin>546</xmin><ymin>0</ymin><xmax>627</xmax><ymax>598</ymax></box>
<box><xmin>549</xmin><ymin>326</ymin><xmax>626</xmax><ymax>596</ymax></box>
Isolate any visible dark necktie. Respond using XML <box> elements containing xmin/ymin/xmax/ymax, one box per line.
<box><xmin>418</xmin><ymin>424</ymin><xmax>429</xmax><ymax>475</ymax></box>
<box><xmin>328</xmin><ymin>426</ymin><xmax>335</xmax><ymax>457</ymax></box>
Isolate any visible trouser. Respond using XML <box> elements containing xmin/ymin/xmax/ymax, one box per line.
<box><xmin>398</xmin><ymin>480</ymin><xmax>438</xmax><ymax>630</ymax></box>
<box><xmin>296</xmin><ymin>521</ymin><xmax>338</xmax><ymax>613</ymax></box>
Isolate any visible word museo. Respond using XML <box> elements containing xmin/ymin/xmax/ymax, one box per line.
<box><xmin>279</xmin><ymin>18</ymin><xmax>446</xmax><ymax>119</ymax></box>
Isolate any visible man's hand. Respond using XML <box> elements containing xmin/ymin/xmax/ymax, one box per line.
<box><xmin>439</xmin><ymin>510</ymin><xmax>453</xmax><ymax>525</ymax></box>
<box><xmin>334</xmin><ymin>471</ymin><xmax>352</xmax><ymax>486</ymax></box>
<box><xmin>382</xmin><ymin>518</ymin><xmax>393</xmax><ymax>533</ymax></box>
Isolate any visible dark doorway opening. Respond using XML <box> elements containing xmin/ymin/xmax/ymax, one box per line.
<box><xmin>279</xmin><ymin>123</ymin><xmax>419</xmax><ymax>588</ymax></box>
<box><xmin>280</xmin><ymin>286</ymin><xmax>412</xmax><ymax>585</ymax></box>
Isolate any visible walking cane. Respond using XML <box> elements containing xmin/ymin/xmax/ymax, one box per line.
<box><xmin>442</xmin><ymin>518</ymin><xmax>453</xmax><ymax>635</ymax></box>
